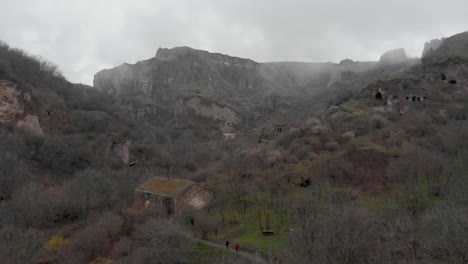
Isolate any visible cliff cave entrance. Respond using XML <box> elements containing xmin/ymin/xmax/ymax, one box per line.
<box><xmin>375</xmin><ymin>92</ymin><xmax>382</xmax><ymax>100</ymax></box>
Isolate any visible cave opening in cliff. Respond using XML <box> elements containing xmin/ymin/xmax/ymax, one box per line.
<box><xmin>375</xmin><ymin>92</ymin><xmax>382</xmax><ymax>100</ymax></box>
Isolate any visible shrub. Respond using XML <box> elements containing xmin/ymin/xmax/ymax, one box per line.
<box><xmin>276</xmin><ymin>129</ymin><xmax>308</xmax><ymax>149</ymax></box>
<box><xmin>47</xmin><ymin>236</ymin><xmax>67</xmax><ymax>251</ymax></box>
<box><xmin>133</xmin><ymin>219</ymin><xmax>195</xmax><ymax>264</ymax></box>
<box><xmin>370</xmin><ymin>115</ymin><xmax>386</xmax><ymax>130</ymax></box>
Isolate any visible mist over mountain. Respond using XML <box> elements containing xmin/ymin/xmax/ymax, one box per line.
<box><xmin>1</xmin><ymin>27</ymin><xmax>468</xmax><ymax>263</ymax></box>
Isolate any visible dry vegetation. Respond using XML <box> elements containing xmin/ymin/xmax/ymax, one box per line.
<box><xmin>1</xmin><ymin>37</ymin><xmax>468</xmax><ymax>264</ymax></box>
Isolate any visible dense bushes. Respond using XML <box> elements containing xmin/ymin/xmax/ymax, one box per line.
<box><xmin>275</xmin><ymin>128</ymin><xmax>309</xmax><ymax>149</ymax></box>
<box><xmin>0</xmin><ymin>135</ymin><xmax>31</xmax><ymax>201</ymax></box>
<box><xmin>132</xmin><ymin>219</ymin><xmax>195</xmax><ymax>264</ymax></box>
<box><xmin>0</xmin><ymin>226</ymin><xmax>45</xmax><ymax>264</ymax></box>
<box><xmin>12</xmin><ymin>183</ymin><xmax>82</xmax><ymax>228</ymax></box>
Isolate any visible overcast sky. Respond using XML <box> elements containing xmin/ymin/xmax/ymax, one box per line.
<box><xmin>1</xmin><ymin>0</ymin><xmax>467</xmax><ymax>85</ymax></box>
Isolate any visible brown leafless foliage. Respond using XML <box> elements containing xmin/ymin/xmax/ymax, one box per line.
<box><xmin>132</xmin><ymin>219</ymin><xmax>195</xmax><ymax>264</ymax></box>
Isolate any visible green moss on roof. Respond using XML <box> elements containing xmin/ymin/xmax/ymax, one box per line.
<box><xmin>136</xmin><ymin>177</ymin><xmax>195</xmax><ymax>196</ymax></box>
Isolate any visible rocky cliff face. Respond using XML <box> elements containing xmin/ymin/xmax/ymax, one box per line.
<box><xmin>94</xmin><ymin>47</ymin><xmax>378</xmax><ymax>126</ymax></box>
<box><xmin>94</xmin><ymin>47</ymin><xmax>258</xmax><ymax>99</ymax></box>
<box><xmin>379</xmin><ymin>48</ymin><xmax>407</xmax><ymax>65</ymax></box>
<box><xmin>176</xmin><ymin>97</ymin><xmax>241</xmax><ymax>124</ymax></box>
<box><xmin>422</xmin><ymin>32</ymin><xmax>468</xmax><ymax>84</ymax></box>
<box><xmin>422</xmin><ymin>38</ymin><xmax>445</xmax><ymax>58</ymax></box>
<box><xmin>16</xmin><ymin>114</ymin><xmax>45</xmax><ymax>136</ymax></box>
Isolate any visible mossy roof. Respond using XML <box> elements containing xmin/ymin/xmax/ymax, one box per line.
<box><xmin>136</xmin><ymin>177</ymin><xmax>195</xmax><ymax>197</ymax></box>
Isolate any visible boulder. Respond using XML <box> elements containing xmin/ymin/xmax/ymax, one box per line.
<box><xmin>15</xmin><ymin>115</ymin><xmax>44</xmax><ymax>136</ymax></box>
<box><xmin>342</xmin><ymin>131</ymin><xmax>356</xmax><ymax>140</ymax></box>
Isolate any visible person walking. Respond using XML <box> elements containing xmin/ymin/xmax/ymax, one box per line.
<box><xmin>235</xmin><ymin>243</ymin><xmax>239</xmax><ymax>253</ymax></box>
<box><xmin>225</xmin><ymin>240</ymin><xmax>230</xmax><ymax>250</ymax></box>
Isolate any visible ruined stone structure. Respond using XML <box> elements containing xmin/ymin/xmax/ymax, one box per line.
<box><xmin>135</xmin><ymin>177</ymin><xmax>212</xmax><ymax>215</ymax></box>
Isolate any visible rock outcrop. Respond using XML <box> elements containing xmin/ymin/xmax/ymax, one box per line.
<box><xmin>0</xmin><ymin>81</ymin><xmax>24</xmax><ymax>124</ymax></box>
<box><xmin>379</xmin><ymin>48</ymin><xmax>407</xmax><ymax>65</ymax></box>
<box><xmin>93</xmin><ymin>46</ymin><xmax>379</xmax><ymax>127</ymax></box>
<box><xmin>15</xmin><ymin>114</ymin><xmax>44</xmax><ymax>136</ymax></box>
<box><xmin>422</xmin><ymin>38</ymin><xmax>445</xmax><ymax>58</ymax></box>
<box><xmin>94</xmin><ymin>46</ymin><xmax>258</xmax><ymax>98</ymax></box>
<box><xmin>108</xmin><ymin>133</ymin><xmax>131</xmax><ymax>164</ymax></box>
<box><xmin>422</xmin><ymin>32</ymin><xmax>468</xmax><ymax>84</ymax></box>
<box><xmin>180</xmin><ymin>97</ymin><xmax>240</xmax><ymax>124</ymax></box>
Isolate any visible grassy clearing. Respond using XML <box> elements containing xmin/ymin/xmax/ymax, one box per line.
<box><xmin>289</xmin><ymin>150</ymin><xmax>346</xmax><ymax>175</ymax></box>
<box><xmin>354</xmin><ymin>135</ymin><xmax>400</xmax><ymax>156</ymax></box>
<box><xmin>209</xmin><ymin>209</ymin><xmax>288</xmax><ymax>253</ymax></box>
<box><xmin>359</xmin><ymin>178</ymin><xmax>447</xmax><ymax>211</ymax></box>
<box><xmin>359</xmin><ymin>189</ymin><xmax>403</xmax><ymax>209</ymax></box>
<box><xmin>303</xmin><ymin>135</ymin><xmax>320</xmax><ymax>145</ymax></box>
<box><xmin>235</xmin><ymin>210</ymin><xmax>286</xmax><ymax>252</ymax></box>
<box><xmin>192</xmin><ymin>243</ymin><xmax>228</xmax><ymax>264</ymax></box>
<box><xmin>340</xmin><ymin>99</ymin><xmax>369</xmax><ymax>115</ymax></box>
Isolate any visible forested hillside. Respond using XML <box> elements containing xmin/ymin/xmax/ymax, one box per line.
<box><xmin>1</xmin><ymin>32</ymin><xmax>468</xmax><ymax>264</ymax></box>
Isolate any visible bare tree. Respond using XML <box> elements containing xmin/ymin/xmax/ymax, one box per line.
<box><xmin>0</xmin><ymin>226</ymin><xmax>45</xmax><ymax>264</ymax></box>
<box><xmin>133</xmin><ymin>219</ymin><xmax>194</xmax><ymax>264</ymax></box>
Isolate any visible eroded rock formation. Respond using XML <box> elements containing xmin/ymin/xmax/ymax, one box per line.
<box><xmin>422</xmin><ymin>38</ymin><xmax>445</xmax><ymax>58</ymax></box>
<box><xmin>379</xmin><ymin>48</ymin><xmax>407</xmax><ymax>65</ymax></box>
<box><xmin>93</xmin><ymin>46</ymin><xmax>379</xmax><ymax>127</ymax></box>
<box><xmin>0</xmin><ymin>81</ymin><xmax>24</xmax><ymax>124</ymax></box>
<box><xmin>15</xmin><ymin>114</ymin><xmax>44</xmax><ymax>136</ymax></box>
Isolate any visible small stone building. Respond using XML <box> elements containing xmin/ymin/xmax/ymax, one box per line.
<box><xmin>274</xmin><ymin>122</ymin><xmax>289</xmax><ymax>133</ymax></box>
<box><xmin>135</xmin><ymin>177</ymin><xmax>212</xmax><ymax>215</ymax></box>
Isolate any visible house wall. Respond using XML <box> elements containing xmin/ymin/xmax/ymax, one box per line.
<box><xmin>175</xmin><ymin>184</ymin><xmax>212</xmax><ymax>214</ymax></box>
<box><xmin>134</xmin><ymin>190</ymin><xmax>175</xmax><ymax>215</ymax></box>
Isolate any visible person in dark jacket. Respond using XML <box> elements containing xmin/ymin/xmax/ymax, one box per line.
<box><xmin>225</xmin><ymin>240</ymin><xmax>230</xmax><ymax>249</ymax></box>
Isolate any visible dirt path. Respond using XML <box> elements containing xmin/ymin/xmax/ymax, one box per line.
<box><xmin>181</xmin><ymin>231</ymin><xmax>269</xmax><ymax>263</ymax></box>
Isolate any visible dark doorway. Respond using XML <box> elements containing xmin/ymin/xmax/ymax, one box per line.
<box><xmin>375</xmin><ymin>92</ymin><xmax>382</xmax><ymax>100</ymax></box>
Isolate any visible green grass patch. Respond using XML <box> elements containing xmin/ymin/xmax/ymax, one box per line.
<box><xmin>236</xmin><ymin>212</ymin><xmax>285</xmax><ymax>252</ymax></box>
<box><xmin>303</xmin><ymin>135</ymin><xmax>320</xmax><ymax>145</ymax></box>
<box><xmin>209</xmin><ymin>209</ymin><xmax>288</xmax><ymax>253</ymax></box>
<box><xmin>359</xmin><ymin>189</ymin><xmax>403</xmax><ymax>209</ymax></box>
<box><xmin>289</xmin><ymin>150</ymin><xmax>346</xmax><ymax>175</ymax></box>
<box><xmin>354</xmin><ymin>135</ymin><xmax>400</xmax><ymax>155</ymax></box>
<box><xmin>340</xmin><ymin>99</ymin><xmax>369</xmax><ymax>115</ymax></box>
<box><xmin>192</xmin><ymin>243</ymin><xmax>228</xmax><ymax>264</ymax></box>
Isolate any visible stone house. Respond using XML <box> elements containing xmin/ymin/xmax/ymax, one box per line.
<box><xmin>135</xmin><ymin>177</ymin><xmax>212</xmax><ymax>215</ymax></box>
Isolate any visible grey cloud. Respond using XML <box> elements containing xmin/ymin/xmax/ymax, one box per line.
<box><xmin>0</xmin><ymin>0</ymin><xmax>467</xmax><ymax>85</ymax></box>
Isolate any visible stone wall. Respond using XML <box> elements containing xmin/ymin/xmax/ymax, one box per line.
<box><xmin>176</xmin><ymin>184</ymin><xmax>212</xmax><ymax>214</ymax></box>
